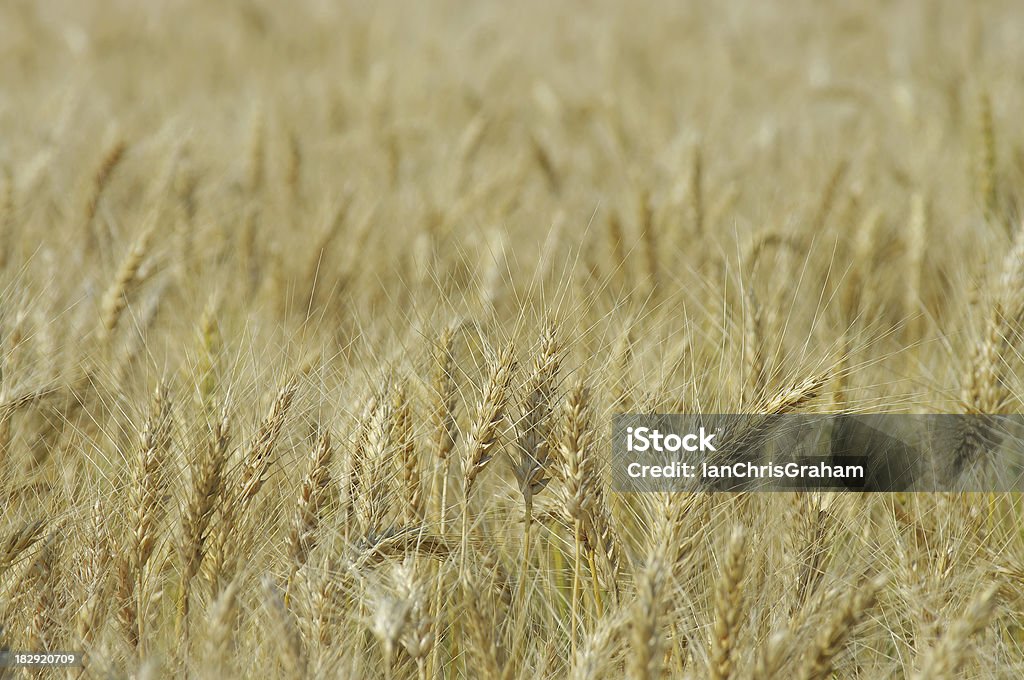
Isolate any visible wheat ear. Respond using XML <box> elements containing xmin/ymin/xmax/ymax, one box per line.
<box><xmin>975</xmin><ymin>90</ymin><xmax>999</xmax><ymax>228</ymax></box>
<box><xmin>955</xmin><ymin>222</ymin><xmax>1024</xmax><ymax>475</ymax></box>
<box><xmin>561</xmin><ymin>378</ymin><xmax>592</xmax><ymax>656</ymax></box>
<box><xmin>83</xmin><ymin>138</ymin><xmax>128</xmax><ymax>253</ymax></box>
<box><xmin>100</xmin><ymin>219</ymin><xmax>156</xmax><ymax>340</ymax></box>
<box><xmin>262</xmin><ymin>575</ymin><xmax>307</xmax><ymax>680</ymax></box>
<box><xmin>560</xmin><ymin>377</ymin><xmax>621</xmax><ymax>619</ymax></box>
<box><xmin>629</xmin><ymin>542</ymin><xmax>668</xmax><ymax>680</ymax></box>
<box><xmin>797</xmin><ymin>575</ymin><xmax>884</xmax><ymax>680</ymax></box>
<box><xmin>176</xmin><ymin>409</ymin><xmax>230</xmax><ymax>648</ymax></box>
<box><xmin>638</xmin><ymin>188</ymin><xmax>659</xmax><ymax>295</ymax></box>
<box><xmin>690</xmin><ymin>144</ymin><xmax>704</xmax><ymax>235</ymax></box>
<box><xmin>394</xmin><ymin>379</ymin><xmax>423</xmax><ymax>524</ymax></box>
<box><xmin>0</xmin><ymin>167</ymin><xmax>13</xmax><ymax>269</ymax></box>
<box><xmin>206</xmin><ymin>379</ymin><xmax>297</xmax><ymax>592</ymax></box>
<box><xmin>461</xmin><ymin>343</ymin><xmax>516</xmax><ymax>575</ymax></box>
<box><xmin>710</xmin><ymin>527</ymin><xmax>747</xmax><ymax>680</ymax></box>
<box><xmin>904</xmin><ymin>192</ymin><xmax>928</xmax><ymax>340</ymax></box>
<box><xmin>0</xmin><ymin>519</ymin><xmax>45</xmax><ymax>575</ymax></box>
<box><xmin>288</xmin><ymin>429</ymin><xmax>334</xmax><ymax>573</ymax></box>
<box><xmin>202</xmin><ymin>577</ymin><xmax>239</xmax><ymax>679</ymax></box>
<box><xmin>912</xmin><ymin>584</ymin><xmax>998</xmax><ymax>680</ymax></box>
<box><xmin>237</xmin><ymin>379</ymin><xmax>299</xmax><ymax>505</ymax></box>
<box><xmin>120</xmin><ymin>385</ymin><xmax>173</xmax><ymax>652</ymax></box>
<box><xmin>512</xmin><ymin>323</ymin><xmax>561</xmax><ymax>576</ymax></box>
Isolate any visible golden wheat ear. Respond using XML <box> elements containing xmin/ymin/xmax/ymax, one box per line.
<box><xmin>709</xmin><ymin>526</ymin><xmax>747</xmax><ymax>680</ymax></box>
<box><xmin>100</xmin><ymin>219</ymin><xmax>156</xmax><ymax>342</ymax></box>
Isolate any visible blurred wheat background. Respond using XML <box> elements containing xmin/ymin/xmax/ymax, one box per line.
<box><xmin>2</xmin><ymin>0</ymin><xmax>1024</xmax><ymax>677</ymax></box>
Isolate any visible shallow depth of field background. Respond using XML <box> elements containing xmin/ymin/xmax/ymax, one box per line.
<box><xmin>2</xmin><ymin>1</ymin><xmax>1024</xmax><ymax>678</ymax></box>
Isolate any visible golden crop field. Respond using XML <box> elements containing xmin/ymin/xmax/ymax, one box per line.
<box><xmin>2</xmin><ymin>0</ymin><xmax>1024</xmax><ymax>677</ymax></box>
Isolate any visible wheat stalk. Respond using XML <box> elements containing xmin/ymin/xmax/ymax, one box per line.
<box><xmin>430</xmin><ymin>326</ymin><xmax>459</xmax><ymax>530</ymax></box>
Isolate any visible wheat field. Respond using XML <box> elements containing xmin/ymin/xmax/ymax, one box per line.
<box><xmin>2</xmin><ymin>0</ymin><xmax>1024</xmax><ymax>678</ymax></box>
